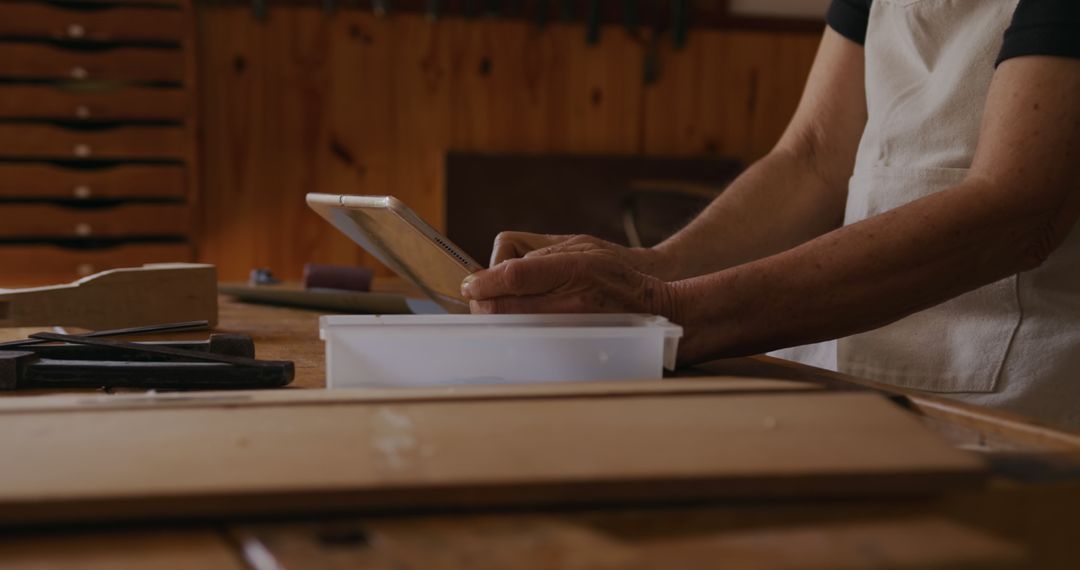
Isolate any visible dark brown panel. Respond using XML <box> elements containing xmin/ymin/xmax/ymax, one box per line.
<box><xmin>445</xmin><ymin>153</ymin><xmax>742</xmax><ymax>264</ymax></box>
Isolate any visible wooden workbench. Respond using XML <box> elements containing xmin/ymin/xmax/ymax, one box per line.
<box><xmin>1</xmin><ymin>296</ymin><xmax>1078</xmax><ymax>569</ymax></box>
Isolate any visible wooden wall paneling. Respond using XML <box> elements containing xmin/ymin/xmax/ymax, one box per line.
<box><xmin>641</xmin><ymin>30</ymin><xmax>820</xmax><ymax>162</ymax></box>
<box><xmin>196</xmin><ymin>9</ymin><xmax>821</xmax><ymax>281</ymax></box>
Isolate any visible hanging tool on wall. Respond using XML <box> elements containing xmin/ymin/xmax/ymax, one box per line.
<box><xmin>425</xmin><ymin>0</ymin><xmax>441</xmax><ymax>21</ymax></box>
<box><xmin>672</xmin><ymin>0</ymin><xmax>689</xmax><ymax>49</ymax></box>
<box><xmin>373</xmin><ymin>0</ymin><xmax>390</xmax><ymax>18</ymax></box>
<box><xmin>535</xmin><ymin>0</ymin><xmax>550</xmax><ymax>29</ymax></box>
<box><xmin>585</xmin><ymin>0</ymin><xmax>601</xmax><ymax>45</ymax></box>
<box><xmin>623</xmin><ymin>0</ymin><xmax>640</xmax><ymax>34</ymax></box>
<box><xmin>560</xmin><ymin>0</ymin><xmax>574</xmax><ymax>21</ymax></box>
<box><xmin>251</xmin><ymin>0</ymin><xmax>267</xmax><ymax>22</ymax></box>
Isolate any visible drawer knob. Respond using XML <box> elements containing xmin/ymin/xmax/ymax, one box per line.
<box><xmin>74</xmin><ymin>105</ymin><xmax>91</xmax><ymax>119</ymax></box>
<box><xmin>75</xmin><ymin>223</ymin><xmax>93</xmax><ymax>237</ymax></box>
<box><xmin>73</xmin><ymin>185</ymin><xmax>92</xmax><ymax>199</ymax></box>
<box><xmin>73</xmin><ymin>144</ymin><xmax>92</xmax><ymax>158</ymax></box>
<box><xmin>76</xmin><ymin>263</ymin><xmax>95</xmax><ymax>277</ymax></box>
<box><xmin>67</xmin><ymin>24</ymin><xmax>86</xmax><ymax>39</ymax></box>
<box><xmin>70</xmin><ymin>67</ymin><xmax>89</xmax><ymax>80</ymax></box>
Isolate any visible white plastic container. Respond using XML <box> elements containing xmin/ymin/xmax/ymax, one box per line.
<box><xmin>319</xmin><ymin>314</ymin><xmax>683</xmax><ymax>388</ymax></box>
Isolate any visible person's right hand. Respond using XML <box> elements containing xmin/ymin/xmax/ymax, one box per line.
<box><xmin>489</xmin><ymin>232</ymin><xmax>674</xmax><ymax>280</ymax></box>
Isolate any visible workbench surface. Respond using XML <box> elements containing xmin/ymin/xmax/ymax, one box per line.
<box><xmin>1</xmin><ymin>296</ymin><xmax>1078</xmax><ymax>569</ymax></box>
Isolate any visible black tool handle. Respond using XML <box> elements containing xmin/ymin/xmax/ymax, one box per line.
<box><xmin>23</xmin><ymin>334</ymin><xmax>255</xmax><ymax>362</ymax></box>
<box><xmin>30</xmin><ymin>332</ymin><xmax>283</xmax><ymax>369</ymax></box>
<box><xmin>23</xmin><ymin>360</ymin><xmax>292</xmax><ymax>390</ymax></box>
<box><xmin>0</xmin><ymin>320</ymin><xmax>209</xmax><ymax>350</ymax></box>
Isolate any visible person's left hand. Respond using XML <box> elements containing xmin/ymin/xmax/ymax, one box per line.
<box><xmin>461</xmin><ymin>249</ymin><xmax>677</xmax><ymax>317</ymax></box>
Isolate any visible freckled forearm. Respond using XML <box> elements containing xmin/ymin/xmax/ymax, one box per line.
<box><xmin>651</xmin><ymin>149</ymin><xmax>848</xmax><ymax>281</ymax></box>
<box><xmin>669</xmin><ymin>180</ymin><xmax>1058</xmax><ymax>364</ymax></box>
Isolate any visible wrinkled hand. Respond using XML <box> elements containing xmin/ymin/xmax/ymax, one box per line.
<box><xmin>490</xmin><ymin>231</ymin><xmax>672</xmax><ymax>279</ymax></box>
<box><xmin>462</xmin><ymin>248</ymin><xmax>677</xmax><ymax>317</ymax></box>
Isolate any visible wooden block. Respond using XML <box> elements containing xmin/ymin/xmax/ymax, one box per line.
<box><xmin>0</xmin><ymin>263</ymin><xmax>217</xmax><ymax>329</ymax></box>
<box><xmin>0</xmin><ymin>392</ymin><xmax>984</xmax><ymax>525</ymax></box>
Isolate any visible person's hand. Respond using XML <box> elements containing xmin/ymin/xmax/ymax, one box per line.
<box><xmin>461</xmin><ymin>249</ymin><xmax>678</xmax><ymax>318</ymax></box>
<box><xmin>489</xmin><ymin>231</ymin><xmax>674</xmax><ymax>280</ymax></box>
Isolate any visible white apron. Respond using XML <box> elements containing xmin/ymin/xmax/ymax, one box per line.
<box><xmin>773</xmin><ymin>0</ymin><xmax>1080</xmax><ymax>429</ymax></box>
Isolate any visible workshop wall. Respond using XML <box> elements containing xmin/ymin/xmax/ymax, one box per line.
<box><xmin>196</xmin><ymin>7</ymin><xmax>820</xmax><ymax>280</ymax></box>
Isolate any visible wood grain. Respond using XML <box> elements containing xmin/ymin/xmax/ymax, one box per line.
<box><xmin>0</xmin><ymin>42</ymin><xmax>185</xmax><ymax>84</ymax></box>
<box><xmin>0</xmin><ymin>2</ymin><xmax>186</xmax><ymax>43</ymax></box>
<box><xmin>0</xmin><ymin>163</ymin><xmax>187</xmax><ymax>201</ymax></box>
<box><xmin>0</xmin><ymin>203</ymin><xmax>189</xmax><ymax>239</ymax></box>
<box><xmin>0</xmin><ymin>84</ymin><xmax>188</xmax><ymax>121</ymax></box>
<box><xmin>0</xmin><ymin>391</ymin><xmax>983</xmax><ymax>525</ymax></box>
<box><xmin>195</xmin><ymin>8</ymin><xmax>820</xmax><ymax>280</ymax></box>
<box><xmin>0</xmin><ymin>263</ymin><xmax>217</xmax><ymax>329</ymax></box>
<box><xmin>0</xmin><ymin>243</ymin><xmax>194</xmax><ymax>286</ymax></box>
<box><xmin>0</xmin><ymin>124</ymin><xmax>186</xmax><ymax>161</ymax></box>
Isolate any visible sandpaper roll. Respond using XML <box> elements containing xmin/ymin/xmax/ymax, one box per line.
<box><xmin>302</xmin><ymin>263</ymin><xmax>374</xmax><ymax>292</ymax></box>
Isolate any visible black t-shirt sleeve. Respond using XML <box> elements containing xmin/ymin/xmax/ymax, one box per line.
<box><xmin>826</xmin><ymin>0</ymin><xmax>872</xmax><ymax>45</ymax></box>
<box><xmin>997</xmin><ymin>0</ymin><xmax>1080</xmax><ymax>65</ymax></box>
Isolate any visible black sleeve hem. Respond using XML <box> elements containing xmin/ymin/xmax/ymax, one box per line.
<box><xmin>996</xmin><ymin>24</ymin><xmax>1080</xmax><ymax>66</ymax></box>
<box><xmin>826</xmin><ymin>0</ymin><xmax>870</xmax><ymax>46</ymax></box>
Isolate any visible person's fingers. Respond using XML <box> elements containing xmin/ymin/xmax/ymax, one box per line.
<box><xmin>470</xmin><ymin>293</ymin><xmax>588</xmax><ymax>315</ymax></box>
<box><xmin>489</xmin><ymin>232</ymin><xmax>574</xmax><ymax>266</ymax></box>
<box><xmin>462</xmin><ymin>256</ymin><xmax>575</xmax><ymax>300</ymax></box>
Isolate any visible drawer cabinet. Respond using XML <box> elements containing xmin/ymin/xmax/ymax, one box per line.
<box><xmin>0</xmin><ymin>0</ymin><xmax>196</xmax><ymax>286</ymax></box>
<box><xmin>0</xmin><ymin>204</ymin><xmax>189</xmax><ymax>239</ymax></box>
<box><xmin>0</xmin><ymin>125</ymin><xmax>186</xmax><ymax>160</ymax></box>
<box><xmin>0</xmin><ymin>164</ymin><xmax>186</xmax><ymax>201</ymax></box>
<box><xmin>0</xmin><ymin>43</ymin><xmax>184</xmax><ymax>84</ymax></box>
<box><xmin>0</xmin><ymin>85</ymin><xmax>187</xmax><ymax>121</ymax></box>
<box><xmin>0</xmin><ymin>3</ymin><xmax>186</xmax><ymax>43</ymax></box>
<box><xmin>0</xmin><ymin>243</ymin><xmax>194</xmax><ymax>286</ymax></box>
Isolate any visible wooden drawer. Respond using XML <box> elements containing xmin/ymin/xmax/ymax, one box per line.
<box><xmin>0</xmin><ymin>3</ymin><xmax>185</xmax><ymax>43</ymax></box>
<box><xmin>0</xmin><ymin>84</ymin><xmax>187</xmax><ymax>121</ymax></box>
<box><xmin>0</xmin><ymin>43</ymin><xmax>183</xmax><ymax>84</ymax></box>
<box><xmin>0</xmin><ymin>203</ymin><xmax>190</xmax><ymax>239</ymax></box>
<box><xmin>0</xmin><ymin>125</ymin><xmax>186</xmax><ymax>160</ymax></box>
<box><xmin>59</xmin><ymin>0</ymin><xmax>184</xmax><ymax>6</ymax></box>
<box><xmin>0</xmin><ymin>242</ymin><xmax>193</xmax><ymax>286</ymax></box>
<box><xmin>0</xmin><ymin>164</ymin><xmax>185</xmax><ymax>200</ymax></box>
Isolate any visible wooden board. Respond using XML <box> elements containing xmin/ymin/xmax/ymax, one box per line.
<box><xmin>0</xmin><ymin>392</ymin><xmax>984</xmax><ymax>525</ymax></box>
<box><xmin>0</xmin><ymin>263</ymin><xmax>216</xmax><ymax>329</ymax></box>
<box><xmin>0</xmin><ymin>529</ymin><xmax>243</xmax><ymax>570</ymax></box>
<box><xmin>0</xmin><ymin>376</ymin><xmax>825</xmax><ymax>413</ymax></box>
<box><xmin>230</xmin><ymin>516</ymin><xmax>1023</xmax><ymax>570</ymax></box>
